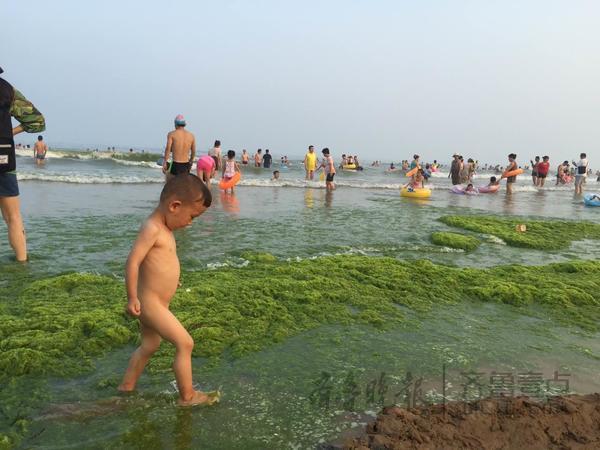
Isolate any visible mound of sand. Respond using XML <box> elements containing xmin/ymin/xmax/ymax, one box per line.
<box><xmin>343</xmin><ymin>394</ymin><xmax>600</xmax><ymax>449</ymax></box>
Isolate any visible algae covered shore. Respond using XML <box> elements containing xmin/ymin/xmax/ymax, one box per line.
<box><xmin>2</xmin><ymin>255</ymin><xmax>600</xmax><ymax>383</ymax></box>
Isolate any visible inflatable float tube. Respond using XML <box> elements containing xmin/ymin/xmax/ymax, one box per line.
<box><xmin>342</xmin><ymin>164</ymin><xmax>357</xmax><ymax>170</ymax></box>
<box><xmin>477</xmin><ymin>184</ymin><xmax>500</xmax><ymax>194</ymax></box>
<box><xmin>405</xmin><ymin>167</ymin><xmax>419</xmax><ymax>177</ymax></box>
<box><xmin>501</xmin><ymin>168</ymin><xmax>524</xmax><ymax>178</ymax></box>
<box><xmin>219</xmin><ymin>172</ymin><xmax>241</xmax><ymax>190</ymax></box>
<box><xmin>400</xmin><ymin>186</ymin><xmax>431</xmax><ymax>198</ymax></box>
<box><xmin>451</xmin><ymin>185</ymin><xmax>478</xmax><ymax>195</ymax></box>
<box><xmin>584</xmin><ymin>194</ymin><xmax>600</xmax><ymax>207</ymax></box>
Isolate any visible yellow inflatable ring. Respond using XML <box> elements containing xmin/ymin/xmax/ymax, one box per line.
<box><xmin>400</xmin><ymin>186</ymin><xmax>431</xmax><ymax>198</ymax></box>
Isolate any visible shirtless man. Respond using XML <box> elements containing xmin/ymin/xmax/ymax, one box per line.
<box><xmin>253</xmin><ymin>149</ymin><xmax>262</xmax><ymax>167</ymax></box>
<box><xmin>163</xmin><ymin>115</ymin><xmax>195</xmax><ymax>179</ymax></box>
<box><xmin>118</xmin><ymin>174</ymin><xmax>219</xmax><ymax>406</ymax></box>
<box><xmin>33</xmin><ymin>135</ymin><xmax>47</xmax><ymax>165</ymax></box>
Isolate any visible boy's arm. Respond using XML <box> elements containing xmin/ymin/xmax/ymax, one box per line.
<box><xmin>124</xmin><ymin>221</ymin><xmax>160</xmax><ymax>316</ymax></box>
<box><xmin>163</xmin><ymin>134</ymin><xmax>173</xmax><ymax>173</ymax></box>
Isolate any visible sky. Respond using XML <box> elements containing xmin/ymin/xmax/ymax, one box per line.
<box><xmin>4</xmin><ymin>0</ymin><xmax>600</xmax><ymax>163</ymax></box>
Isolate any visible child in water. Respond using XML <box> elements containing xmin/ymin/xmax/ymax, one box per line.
<box><xmin>272</xmin><ymin>170</ymin><xmax>280</xmax><ymax>180</ymax></box>
<box><xmin>488</xmin><ymin>176</ymin><xmax>499</xmax><ymax>186</ymax></box>
<box><xmin>222</xmin><ymin>150</ymin><xmax>240</xmax><ymax>194</ymax></box>
<box><xmin>410</xmin><ymin>169</ymin><xmax>425</xmax><ymax>189</ymax></box>
<box><xmin>118</xmin><ymin>174</ymin><xmax>219</xmax><ymax>406</ymax></box>
<box><xmin>465</xmin><ymin>183</ymin><xmax>475</xmax><ymax>193</ymax></box>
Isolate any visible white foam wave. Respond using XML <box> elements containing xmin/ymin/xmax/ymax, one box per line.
<box><xmin>17</xmin><ymin>172</ymin><xmax>163</xmax><ymax>184</ymax></box>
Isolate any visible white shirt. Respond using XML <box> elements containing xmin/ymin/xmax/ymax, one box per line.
<box><xmin>576</xmin><ymin>158</ymin><xmax>588</xmax><ymax>177</ymax></box>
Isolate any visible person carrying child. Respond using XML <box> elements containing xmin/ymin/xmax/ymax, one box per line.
<box><xmin>119</xmin><ymin>174</ymin><xmax>219</xmax><ymax>407</ymax></box>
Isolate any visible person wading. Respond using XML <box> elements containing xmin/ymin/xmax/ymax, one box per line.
<box><xmin>0</xmin><ymin>66</ymin><xmax>46</xmax><ymax>262</ymax></box>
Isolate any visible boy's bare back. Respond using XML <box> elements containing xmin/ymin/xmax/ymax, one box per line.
<box><xmin>167</xmin><ymin>128</ymin><xmax>195</xmax><ymax>164</ymax></box>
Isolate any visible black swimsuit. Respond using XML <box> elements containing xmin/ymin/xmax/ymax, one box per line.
<box><xmin>170</xmin><ymin>161</ymin><xmax>191</xmax><ymax>175</ymax></box>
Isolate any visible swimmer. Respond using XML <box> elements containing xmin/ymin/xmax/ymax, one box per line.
<box><xmin>222</xmin><ymin>150</ymin><xmax>240</xmax><ymax>194</ymax></box>
<box><xmin>504</xmin><ymin>153</ymin><xmax>518</xmax><ymax>195</ymax></box>
<box><xmin>465</xmin><ymin>183</ymin><xmax>475</xmax><ymax>193</ymax></box>
<box><xmin>241</xmin><ymin>149</ymin><xmax>249</xmax><ymax>165</ymax></box>
<box><xmin>253</xmin><ymin>149</ymin><xmax>262</xmax><ymax>167</ymax></box>
<box><xmin>303</xmin><ymin>145</ymin><xmax>317</xmax><ymax>180</ymax></box>
<box><xmin>409</xmin><ymin>169</ymin><xmax>425</xmax><ymax>189</ymax></box>
<box><xmin>208</xmin><ymin>140</ymin><xmax>222</xmax><ymax>171</ymax></box>
<box><xmin>119</xmin><ymin>174</ymin><xmax>218</xmax><ymax>407</ymax></box>
<box><xmin>272</xmin><ymin>170</ymin><xmax>280</xmax><ymax>180</ymax></box>
<box><xmin>536</xmin><ymin>156</ymin><xmax>550</xmax><ymax>187</ymax></box>
<box><xmin>163</xmin><ymin>115</ymin><xmax>195</xmax><ymax>179</ymax></box>
<box><xmin>33</xmin><ymin>135</ymin><xmax>47</xmax><ymax>165</ymax></box>
<box><xmin>317</xmin><ymin>148</ymin><xmax>336</xmax><ymax>191</ymax></box>
<box><xmin>488</xmin><ymin>176</ymin><xmax>500</xmax><ymax>186</ymax></box>
<box><xmin>196</xmin><ymin>154</ymin><xmax>216</xmax><ymax>185</ymax></box>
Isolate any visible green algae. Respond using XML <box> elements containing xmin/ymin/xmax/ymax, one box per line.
<box><xmin>430</xmin><ymin>232</ymin><xmax>481</xmax><ymax>251</ymax></box>
<box><xmin>439</xmin><ymin>215</ymin><xmax>600</xmax><ymax>250</ymax></box>
<box><xmin>2</xmin><ymin>255</ymin><xmax>600</xmax><ymax>384</ymax></box>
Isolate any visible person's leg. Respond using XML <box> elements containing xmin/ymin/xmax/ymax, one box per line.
<box><xmin>119</xmin><ymin>323</ymin><xmax>162</xmax><ymax>391</ymax></box>
<box><xmin>138</xmin><ymin>304</ymin><xmax>202</xmax><ymax>402</ymax></box>
<box><xmin>0</xmin><ymin>196</ymin><xmax>27</xmax><ymax>262</ymax></box>
<box><xmin>506</xmin><ymin>181</ymin><xmax>512</xmax><ymax>195</ymax></box>
<box><xmin>539</xmin><ymin>177</ymin><xmax>545</xmax><ymax>187</ymax></box>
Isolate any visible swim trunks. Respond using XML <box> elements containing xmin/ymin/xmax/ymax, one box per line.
<box><xmin>36</xmin><ymin>154</ymin><xmax>45</xmax><ymax>160</ymax></box>
<box><xmin>326</xmin><ymin>173</ymin><xmax>335</xmax><ymax>182</ymax></box>
<box><xmin>507</xmin><ymin>175</ymin><xmax>516</xmax><ymax>183</ymax></box>
<box><xmin>538</xmin><ymin>173</ymin><xmax>547</xmax><ymax>179</ymax></box>
<box><xmin>197</xmin><ymin>155</ymin><xmax>215</xmax><ymax>172</ymax></box>
<box><xmin>170</xmin><ymin>161</ymin><xmax>191</xmax><ymax>175</ymax></box>
<box><xmin>0</xmin><ymin>173</ymin><xmax>19</xmax><ymax>197</ymax></box>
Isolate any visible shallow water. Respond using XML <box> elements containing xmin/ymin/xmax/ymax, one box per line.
<box><xmin>1</xmin><ymin>152</ymin><xmax>600</xmax><ymax>448</ymax></box>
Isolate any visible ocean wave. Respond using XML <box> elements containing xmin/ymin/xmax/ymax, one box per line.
<box><xmin>17</xmin><ymin>172</ymin><xmax>163</xmax><ymax>184</ymax></box>
<box><xmin>16</xmin><ymin>148</ymin><xmax>161</xmax><ymax>164</ymax></box>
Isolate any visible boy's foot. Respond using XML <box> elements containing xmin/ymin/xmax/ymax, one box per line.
<box><xmin>178</xmin><ymin>390</ymin><xmax>221</xmax><ymax>407</ymax></box>
<box><xmin>117</xmin><ymin>384</ymin><xmax>135</xmax><ymax>393</ymax></box>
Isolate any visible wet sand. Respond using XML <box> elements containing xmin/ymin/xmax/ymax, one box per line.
<box><xmin>341</xmin><ymin>394</ymin><xmax>600</xmax><ymax>449</ymax></box>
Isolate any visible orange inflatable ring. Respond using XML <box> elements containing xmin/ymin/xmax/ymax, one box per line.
<box><xmin>219</xmin><ymin>172</ymin><xmax>241</xmax><ymax>190</ymax></box>
<box><xmin>502</xmin><ymin>168</ymin><xmax>524</xmax><ymax>178</ymax></box>
<box><xmin>406</xmin><ymin>166</ymin><xmax>419</xmax><ymax>177</ymax></box>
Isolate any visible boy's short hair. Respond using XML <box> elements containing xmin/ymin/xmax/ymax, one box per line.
<box><xmin>581</xmin><ymin>153</ymin><xmax>586</xmax><ymax>158</ymax></box>
<box><xmin>322</xmin><ymin>148</ymin><xmax>330</xmax><ymax>155</ymax></box>
<box><xmin>214</xmin><ymin>140</ymin><xmax>221</xmax><ymax>147</ymax></box>
<box><xmin>509</xmin><ymin>153</ymin><xmax>517</xmax><ymax>159</ymax></box>
<box><xmin>543</xmin><ymin>156</ymin><xmax>549</xmax><ymax>160</ymax></box>
<box><xmin>37</xmin><ymin>135</ymin><xmax>43</xmax><ymax>141</ymax></box>
<box><xmin>273</xmin><ymin>170</ymin><xmax>279</xmax><ymax>175</ymax></box>
<box><xmin>490</xmin><ymin>176</ymin><xmax>497</xmax><ymax>182</ymax></box>
<box><xmin>227</xmin><ymin>150</ymin><xmax>235</xmax><ymax>158</ymax></box>
<box><xmin>160</xmin><ymin>173</ymin><xmax>212</xmax><ymax>207</ymax></box>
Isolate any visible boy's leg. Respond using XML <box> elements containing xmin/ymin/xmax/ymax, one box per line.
<box><xmin>119</xmin><ymin>323</ymin><xmax>162</xmax><ymax>391</ymax></box>
<box><xmin>139</xmin><ymin>305</ymin><xmax>206</xmax><ymax>403</ymax></box>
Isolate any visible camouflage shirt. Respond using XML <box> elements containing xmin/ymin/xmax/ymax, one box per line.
<box><xmin>9</xmin><ymin>89</ymin><xmax>45</xmax><ymax>133</ymax></box>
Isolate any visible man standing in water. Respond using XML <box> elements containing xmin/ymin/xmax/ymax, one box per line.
<box><xmin>33</xmin><ymin>135</ymin><xmax>48</xmax><ymax>165</ymax></box>
<box><xmin>163</xmin><ymin>115</ymin><xmax>195</xmax><ymax>179</ymax></box>
<box><xmin>303</xmin><ymin>145</ymin><xmax>317</xmax><ymax>180</ymax></box>
<box><xmin>0</xmin><ymin>66</ymin><xmax>46</xmax><ymax>262</ymax></box>
<box><xmin>449</xmin><ymin>154</ymin><xmax>461</xmax><ymax>185</ymax></box>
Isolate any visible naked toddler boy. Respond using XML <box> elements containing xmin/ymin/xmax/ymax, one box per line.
<box><xmin>118</xmin><ymin>174</ymin><xmax>217</xmax><ymax>406</ymax></box>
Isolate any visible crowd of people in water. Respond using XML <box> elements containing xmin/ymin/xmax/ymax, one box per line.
<box><xmin>17</xmin><ymin>119</ymin><xmax>600</xmax><ymax>198</ymax></box>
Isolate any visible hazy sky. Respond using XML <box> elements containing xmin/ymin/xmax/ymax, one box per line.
<box><xmin>4</xmin><ymin>0</ymin><xmax>600</xmax><ymax>162</ymax></box>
